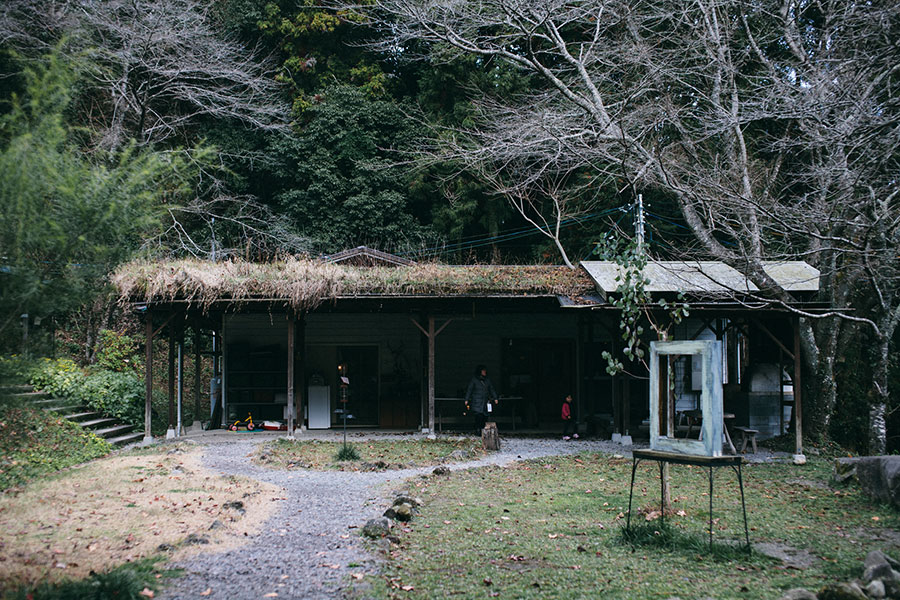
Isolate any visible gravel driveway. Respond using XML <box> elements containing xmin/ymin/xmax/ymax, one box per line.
<box><xmin>157</xmin><ymin>435</ymin><xmax>629</xmax><ymax>600</ymax></box>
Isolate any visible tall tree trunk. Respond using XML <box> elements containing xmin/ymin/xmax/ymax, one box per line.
<box><xmin>869</xmin><ymin>332</ymin><xmax>890</xmax><ymax>455</ymax></box>
<box><xmin>802</xmin><ymin>317</ymin><xmax>841</xmax><ymax>441</ymax></box>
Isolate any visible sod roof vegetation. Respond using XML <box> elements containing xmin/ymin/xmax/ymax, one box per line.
<box><xmin>113</xmin><ymin>258</ymin><xmax>596</xmax><ymax>311</ymax></box>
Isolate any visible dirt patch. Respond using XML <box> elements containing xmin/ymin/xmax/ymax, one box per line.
<box><xmin>0</xmin><ymin>445</ymin><xmax>280</xmax><ymax>587</ymax></box>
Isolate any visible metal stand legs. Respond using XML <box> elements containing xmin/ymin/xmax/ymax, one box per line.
<box><xmin>625</xmin><ymin>453</ymin><xmax>751</xmax><ymax>553</ymax></box>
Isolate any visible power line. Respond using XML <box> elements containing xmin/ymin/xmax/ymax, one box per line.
<box><xmin>404</xmin><ymin>204</ymin><xmax>629</xmax><ymax>258</ymax></box>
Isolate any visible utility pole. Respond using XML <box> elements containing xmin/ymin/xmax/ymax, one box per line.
<box><xmin>635</xmin><ymin>193</ymin><xmax>646</xmax><ymax>250</ymax></box>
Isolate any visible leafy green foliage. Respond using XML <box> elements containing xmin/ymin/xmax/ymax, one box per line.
<box><xmin>249</xmin><ymin>0</ymin><xmax>389</xmax><ymax>113</ymax></box>
<box><xmin>0</xmin><ymin>396</ymin><xmax>109</xmax><ymax>491</ymax></box>
<box><xmin>94</xmin><ymin>329</ymin><xmax>140</xmax><ymax>373</ymax></box>
<box><xmin>593</xmin><ymin>234</ymin><xmax>689</xmax><ymax>375</ymax></box>
<box><xmin>271</xmin><ymin>85</ymin><xmax>428</xmax><ymax>252</ymax></box>
<box><xmin>3</xmin><ymin>557</ymin><xmax>178</xmax><ymax>600</ymax></box>
<box><xmin>0</xmin><ymin>49</ymin><xmax>197</xmax><ymax>346</ymax></box>
<box><xmin>28</xmin><ymin>358</ymin><xmax>145</xmax><ymax>426</ymax></box>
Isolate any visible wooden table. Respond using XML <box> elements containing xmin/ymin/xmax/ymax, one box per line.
<box><xmin>626</xmin><ymin>449</ymin><xmax>750</xmax><ymax>552</ymax></box>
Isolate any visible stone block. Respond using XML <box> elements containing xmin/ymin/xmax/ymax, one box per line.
<box><xmin>833</xmin><ymin>456</ymin><xmax>900</xmax><ymax>508</ymax></box>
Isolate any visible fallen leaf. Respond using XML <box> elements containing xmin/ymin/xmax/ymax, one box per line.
<box><xmin>138</xmin><ymin>589</ymin><xmax>154</xmax><ymax>598</ymax></box>
<box><xmin>400</xmin><ymin>585</ymin><xmax>414</xmax><ymax>591</ymax></box>
<box><xmin>263</xmin><ymin>593</ymin><xmax>278</xmax><ymax>598</ymax></box>
<box><xmin>351</xmin><ymin>573</ymin><xmax>364</xmax><ymax>580</ymax></box>
<box><xmin>199</xmin><ymin>589</ymin><xmax>212</xmax><ymax>596</ymax></box>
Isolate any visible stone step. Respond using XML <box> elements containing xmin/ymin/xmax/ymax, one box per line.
<box><xmin>46</xmin><ymin>404</ymin><xmax>84</xmax><ymax>413</ymax></box>
<box><xmin>12</xmin><ymin>391</ymin><xmax>51</xmax><ymax>400</ymax></box>
<box><xmin>80</xmin><ymin>417</ymin><xmax>118</xmax><ymax>429</ymax></box>
<box><xmin>64</xmin><ymin>411</ymin><xmax>102</xmax><ymax>421</ymax></box>
<box><xmin>107</xmin><ymin>432</ymin><xmax>144</xmax><ymax>447</ymax></box>
<box><xmin>32</xmin><ymin>397</ymin><xmax>66</xmax><ymax>406</ymax></box>
<box><xmin>0</xmin><ymin>384</ymin><xmax>33</xmax><ymax>393</ymax></box>
<box><xmin>94</xmin><ymin>424</ymin><xmax>135</xmax><ymax>438</ymax></box>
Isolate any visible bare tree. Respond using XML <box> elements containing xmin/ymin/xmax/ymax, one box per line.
<box><xmin>1</xmin><ymin>0</ymin><xmax>289</xmax><ymax>149</ymax></box>
<box><xmin>344</xmin><ymin>0</ymin><xmax>900</xmax><ymax>449</ymax></box>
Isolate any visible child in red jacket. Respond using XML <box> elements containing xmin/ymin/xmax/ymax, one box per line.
<box><xmin>562</xmin><ymin>394</ymin><xmax>579</xmax><ymax>440</ymax></box>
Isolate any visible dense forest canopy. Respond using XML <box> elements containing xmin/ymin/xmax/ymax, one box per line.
<box><xmin>0</xmin><ymin>0</ymin><xmax>897</xmax><ymax>452</ymax></box>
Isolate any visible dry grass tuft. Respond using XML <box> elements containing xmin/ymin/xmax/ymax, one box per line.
<box><xmin>113</xmin><ymin>258</ymin><xmax>595</xmax><ymax>310</ymax></box>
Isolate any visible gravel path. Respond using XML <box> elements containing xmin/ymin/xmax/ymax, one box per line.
<box><xmin>158</xmin><ymin>434</ymin><xmax>785</xmax><ymax>599</ymax></box>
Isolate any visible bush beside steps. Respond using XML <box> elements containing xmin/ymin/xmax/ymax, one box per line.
<box><xmin>7</xmin><ymin>385</ymin><xmax>143</xmax><ymax>447</ymax></box>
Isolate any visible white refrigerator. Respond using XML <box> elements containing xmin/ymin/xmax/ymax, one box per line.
<box><xmin>307</xmin><ymin>385</ymin><xmax>331</xmax><ymax>429</ymax></box>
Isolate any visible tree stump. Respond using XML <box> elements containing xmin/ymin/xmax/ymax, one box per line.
<box><xmin>482</xmin><ymin>422</ymin><xmax>500</xmax><ymax>451</ymax></box>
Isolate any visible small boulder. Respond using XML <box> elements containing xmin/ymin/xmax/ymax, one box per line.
<box><xmin>780</xmin><ymin>589</ymin><xmax>816</xmax><ymax>600</ymax></box>
<box><xmin>865</xmin><ymin>579</ymin><xmax>886</xmax><ymax>599</ymax></box>
<box><xmin>865</xmin><ymin>550</ymin><xmax>900</xmax><ymax>571</ymax></box>
<box><xmin>447</xmin><ymin>449</ymin><xmax>469</xmax><ymax>461</ymax></box>
<box><xmin>208</xmin><ymin>520</ymin><xmax>224</xmax><ymax>531</ymax></box>
<box><xmin>156</xmin><ymin>543</ymin><xmax>176</xmax><ymax>553</ymax></box>
<box><xmin>433</xmin><ymin>466</ymin><xmax>451</xmax><ymax>476</ymax></box>
<box><xmin>393</xmin><ymin>495</ymin><xmax>421</xmax><ymax>508</ymax></box>
<box><xmin>185</xmin><ymin>534</ymin><xmax>210</xmax><ymax>545</ymax></box>
<box><xmin>393</xmin><ymin>503</ymin><xmax>413</xmax><ymax>522</ymax></box>
<box><xmin>384</xmin><ymin>503</ymin><xmax>413</xmax><ymax>522</ymax></box>
<box><xmin>863</xmin><ymin>563</ymin><xmax>894</xmax><ymax>585</ymax></box>
<box><xmin>817</xmin><ymin>582</ymin><xmax>868</xmax><ymax>600</ymax></box>
<box><xmin>362</xmin><ymin>517</ymin><xmax>391</xmax><ymax>539</ymax></box>
<box><xmin>833</xmin><ymin>458</ymin><xmax>858</xmax><ymax>485</ymax></box>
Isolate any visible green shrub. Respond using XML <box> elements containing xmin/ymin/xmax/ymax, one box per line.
<box><xmin>80</xmin><ymin>369</ymin><xmax>145</xmax><ymax>425</ymax></box>
<box><xmin>95</xmin><ymin>329</ymin><xmax>140</xmax><ymax>373</ymax></box>
<box><xmin>28</xmin><ymin>358</ymin><xmax>84</xmax><ymax>398</ymax></box>
<box><xmin>27</xmin><ymin>358</ymin><xmax>144</xmax><ymax>427</ymax></box>
<box><xmin>0</xmin><ymin>399</ymin><xmax>110</xmax><ymax>490</ymax></box>
<box><xmin>0</xmin><ymin>355</ymin><xmax>39</xmax><ymax>384</ymax></box>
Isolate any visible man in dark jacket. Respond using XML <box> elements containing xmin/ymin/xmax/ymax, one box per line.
<box><xmin>465</xmin><ymin>365</ymin><xmax>498</xmax><ymax>433</ymax></box>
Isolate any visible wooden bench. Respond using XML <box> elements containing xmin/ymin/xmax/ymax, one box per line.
<box><xmin>733</xmin><ymin>427</ymin><xmax>759</xmax><ymax>454</ymax></box>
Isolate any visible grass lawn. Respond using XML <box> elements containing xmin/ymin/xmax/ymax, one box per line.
<box><xmin>255</xmin><ymin>438</ymin><xmax>485</xmax><ymax>471</ymax></box>
<box><xmin>369</xmin><ymin>453</ymin><xmax>900</xmax><ymax>599</ymax></box>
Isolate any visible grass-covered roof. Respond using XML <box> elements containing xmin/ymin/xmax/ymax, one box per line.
<box><xmin>113</xmin><ymin>258</ymin><xmax>595</xmax><ymax>311</ymax></box>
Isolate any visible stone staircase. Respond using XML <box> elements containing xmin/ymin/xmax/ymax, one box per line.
<box><xmin>2</xmin><ymin>386</ymin><xmax>144</xmax><ymax>447</ymax></box>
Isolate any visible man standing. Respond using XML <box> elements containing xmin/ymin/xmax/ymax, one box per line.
<box><xmin>465</xmin><ymin>364</ymin><xmax>498</xmax><ymax>434</ymax></box>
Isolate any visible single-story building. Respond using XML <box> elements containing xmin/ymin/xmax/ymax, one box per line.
<box><xmin>115</xmin><ymin>249</ymin><xmax>824</xmax><ymax>455</ymax></box>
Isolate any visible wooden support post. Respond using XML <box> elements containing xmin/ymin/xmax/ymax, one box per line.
<box><xmin>427</xmin><ymin>314</ymin><xmax>435</xmax><ymax>435</ymax></box>
<box><xmin>297</xmin><ymin>316</ymin><xmax>306</xmax><ymax>431</ymax></box>
<box><xmin>793</xmin><ymin>316</ymin><xmax>803</xmax><ymax>457</ymax></box>
<box><xmin>287</xmin><ymin>317</ymin><xmax>295</xmax><ymax>438</ymax></box>
<box><xmin>144</xmin><ymin>316</ymin><xmax>154</xmax><ymax>442</ymax></box>
<box><xmin>177</xmin><ymin>322</ymin><xmax>184</xmax><ymax>436</ymax></box>
<box><xmin>410</xmin><ymin>314</ymin><xmax>452</xmax><ymax>436</ymax></box>
<box><xmin>194</xmin><ymin>320</ymin><xmax>201</xmax><ymax>429</ymax></box>
<box><xmin>167</xmin><ymin>320</ymin><xmax>175</xmax><ymax>433</ymax></box>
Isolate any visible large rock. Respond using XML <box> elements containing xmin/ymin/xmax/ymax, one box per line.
<box><xmin>833</xmin><ymin>456</ymin><xmax>900</xmax><ymax>508</ymax></box>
